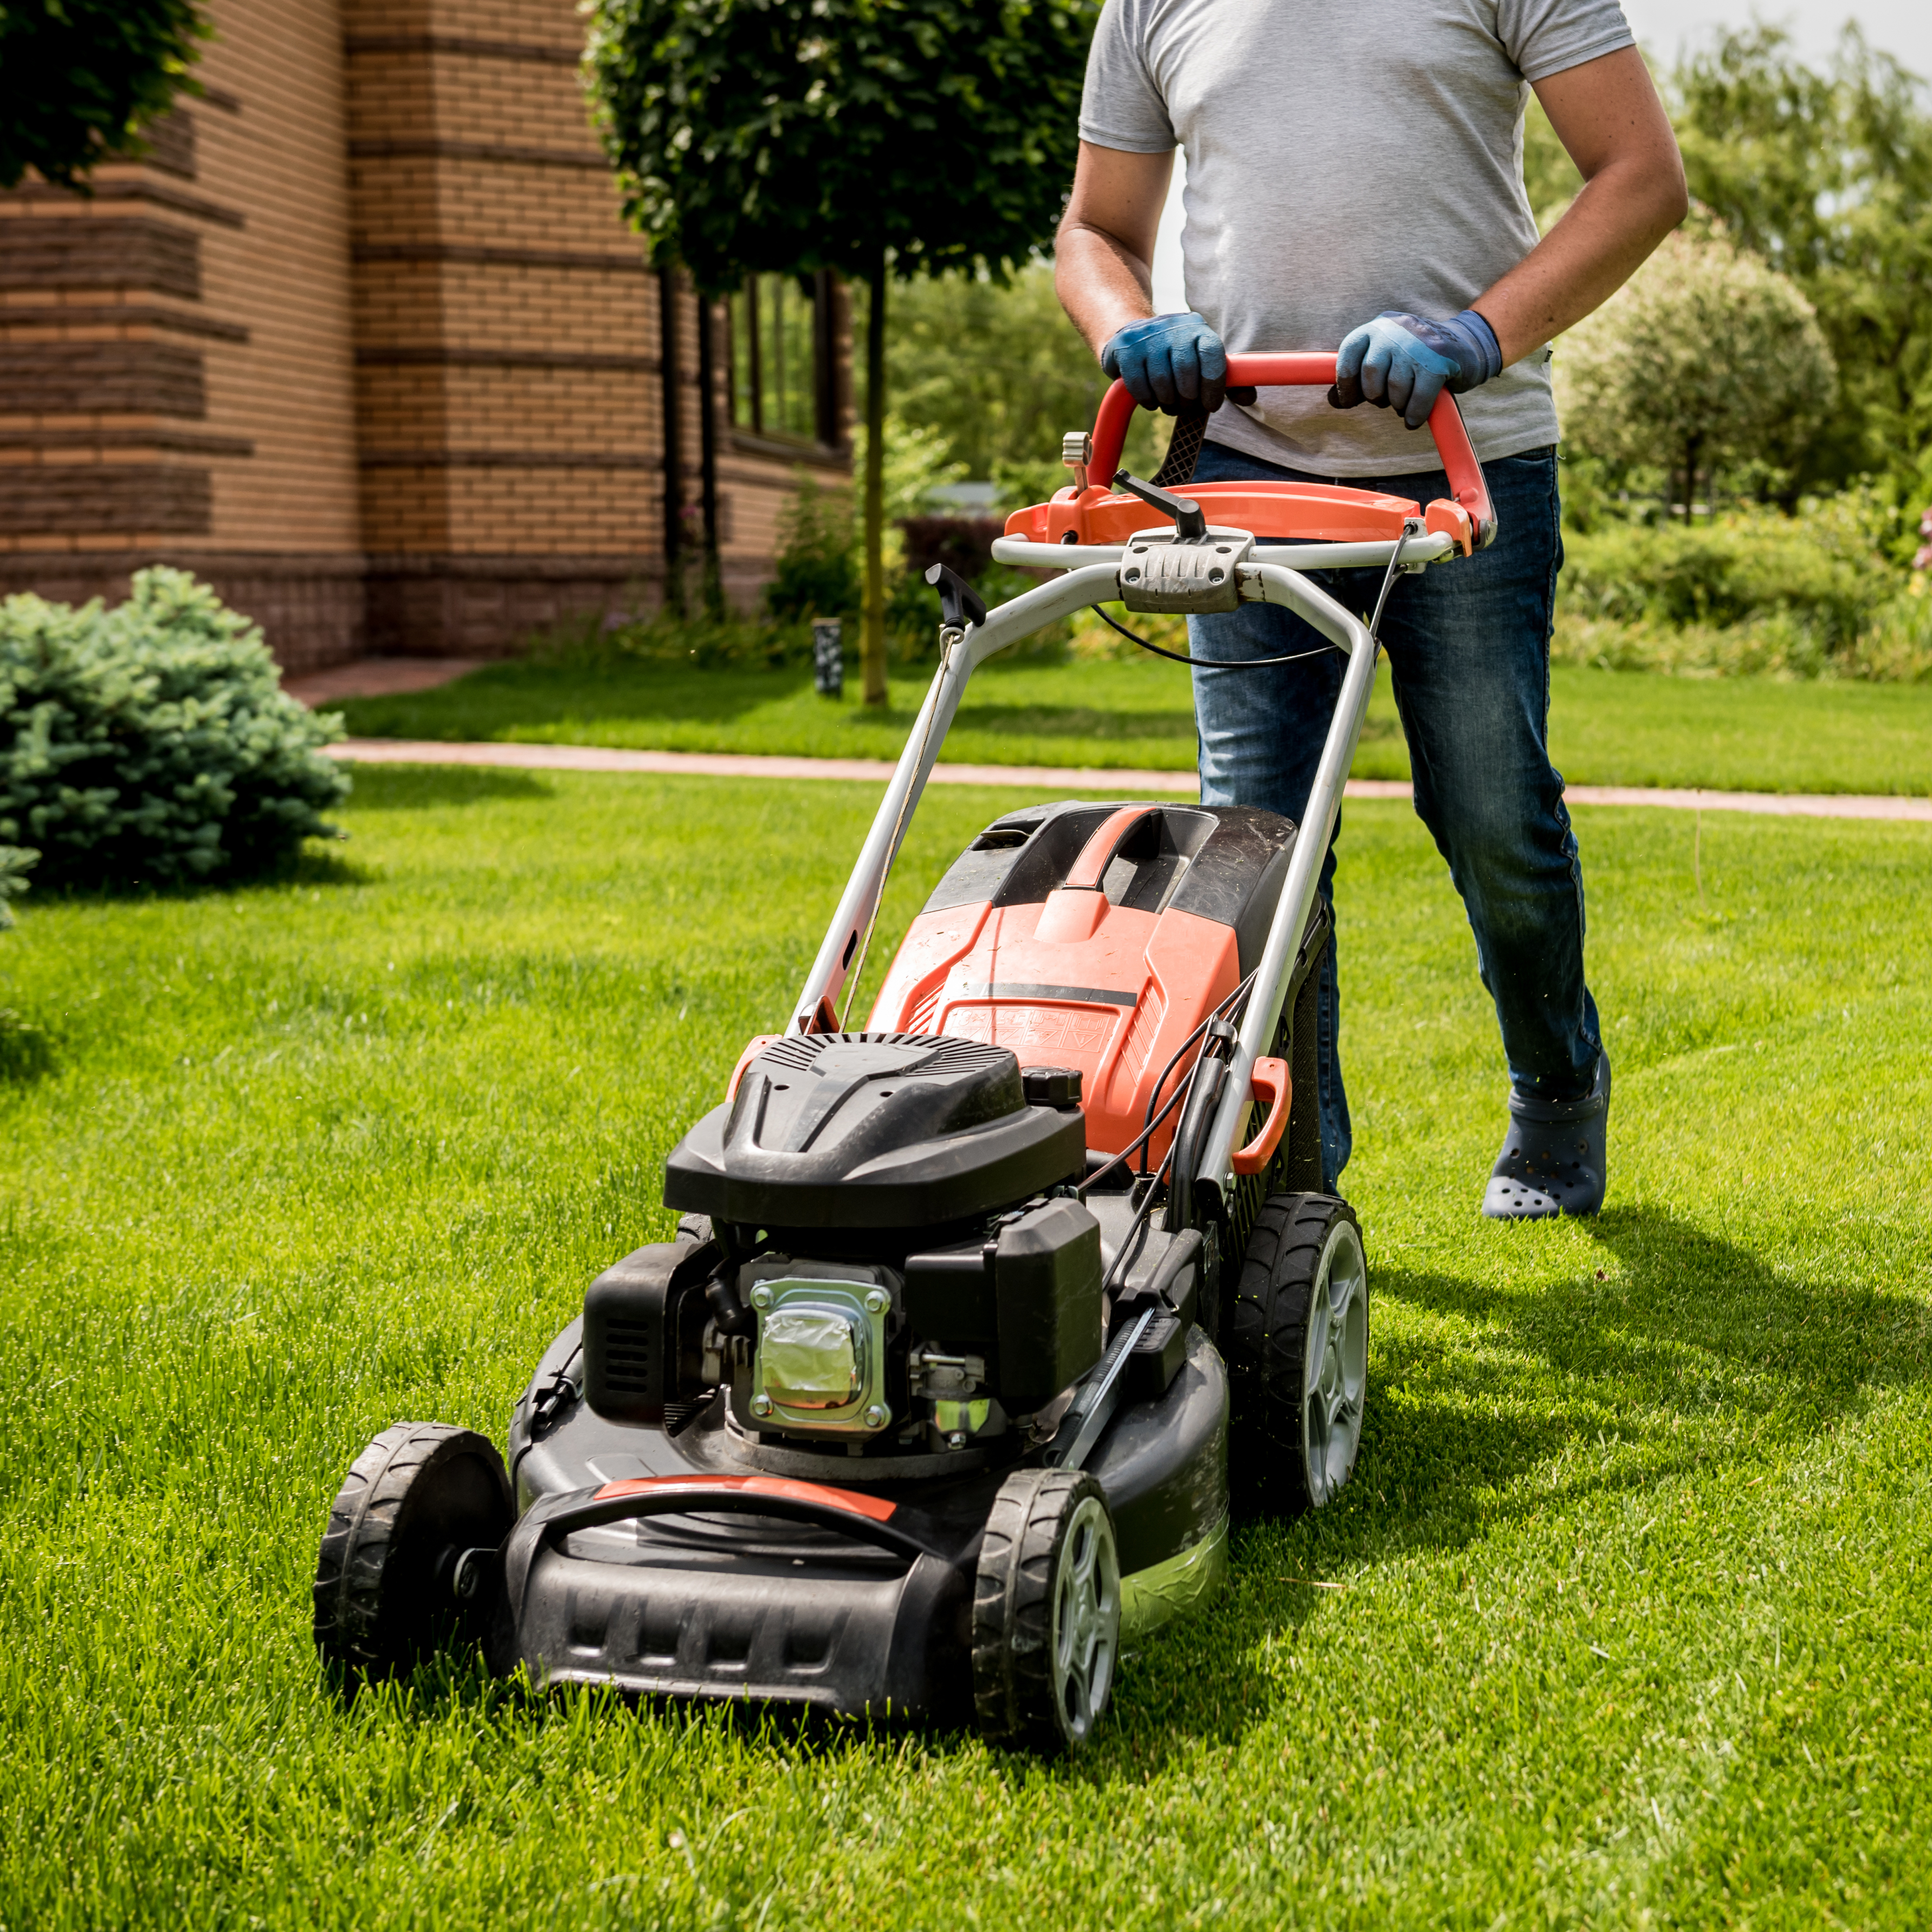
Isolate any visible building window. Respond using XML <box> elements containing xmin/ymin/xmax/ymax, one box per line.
<box><xmin>731</xmin><ymin>271</ymin><xmax>838</xmax><ymax>447</ymax></box>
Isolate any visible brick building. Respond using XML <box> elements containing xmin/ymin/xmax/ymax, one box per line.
<box><xmin>0</xmin><ymin>0</ymin><xmax>852</xmax><ymax>668</ymax></box>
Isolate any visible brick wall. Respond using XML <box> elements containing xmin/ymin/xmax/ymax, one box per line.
<box><xmin>0</xmin><ymin>0</ymin><xmax>366</xmax><ymax>669</ymax></box>
<box><xmin>0</xmin><ymin>0</ymin><xmax>851</xmax><ymax>665</ymax></box>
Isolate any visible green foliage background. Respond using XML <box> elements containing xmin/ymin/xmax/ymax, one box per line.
<box><xmin>0</xmin><ymin>0</ymin><xmax>203</xmax><ymax>189</ymax></box>
<box><xmin>585</xmin><ymin>0</ymin><xmax>1099</xmax><ymax>292</ymax></box>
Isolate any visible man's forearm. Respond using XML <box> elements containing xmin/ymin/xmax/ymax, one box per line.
<box><xmin>1055</xmin><ymin>141</ymin><xmax>1174</xmax><ymax>358</ymax></box>
<box><xmin>1055</xmin><ymin>222</ymin><xmax>1156</xmax><ymax>359</ymax></box>
<box><xmin>1474</xmin><ymin>157</ymin><xmax>1687</xmax><ymax>365</ymax></box>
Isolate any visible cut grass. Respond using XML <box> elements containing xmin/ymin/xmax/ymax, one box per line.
<box><xmin>339</xmin><ymin>652</ymin><xmax>1932</xmax><ymax>796</ymax></box>
<box><xmin>3</xmin><ymin>766</ymin><xmax>1931</xmax><ymax>1927</ymax></box>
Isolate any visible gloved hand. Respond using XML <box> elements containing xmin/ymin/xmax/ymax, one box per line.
<box><xmin>1101</xmin><ymin>312</ymin><xmax>1233</xmax><ymax>415</ymax></box>
<box><xmin>1330</xmin><ymin>310</ymin><xmax>1503</xmax><ymax>430</ymax></box>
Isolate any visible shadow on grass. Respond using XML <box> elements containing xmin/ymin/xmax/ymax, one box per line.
<box><xmin>341</xmin><ymin>661</ymin><xmax>1207</xmax><ymax>748</ymax></box>
<box><xmin>1083</xmin><ymin>1204</ymin><xmax>1932</xmax><ymax>1772</ymax></box>
<box><xmin>341</xmin><ymin>766</ymin><xmax>557</xmax><ymax>808</ymax></box>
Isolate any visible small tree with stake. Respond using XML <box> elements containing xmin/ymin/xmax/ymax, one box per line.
<box><xmin>586</xmin><ymin>0</ymin><xmax>1097</xmax><ymax>705</ymax></box>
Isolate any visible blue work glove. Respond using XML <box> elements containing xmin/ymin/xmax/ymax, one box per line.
<box><xmin>1330</xmin><ymin>310</ymin><xmax>1503</xmax><ymax>430</ymax></box>
<box><xmin>1101</xmin><ymin>312</ymin><xmax>1233</xmax><ymax>415</ymax></box>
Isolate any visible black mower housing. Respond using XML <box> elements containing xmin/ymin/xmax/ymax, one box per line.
<box><xmin>663</xmin><ymin>1033</ymin><xmax>1084</xmax><ymax>1230</ymax></box>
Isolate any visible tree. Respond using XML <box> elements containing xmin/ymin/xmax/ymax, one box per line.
<box><xmin>1559</xmin><ymin>227</ymin><xmax>1836</xmax><ymax>521</ymax></box>
<box><xmin>1673</xmin><ymin>25</ymin><xmax>1932</xmax><ymax>487</ymax></box>
<box><xmin>0</xmin><ymin>0</ymin><xmax>204</xmax><ymax>190</ymax></box>
<box><xmin>873</xmin><ymin>261</ymin><xmax>1173</xmax><ymax>506</ymax></box>
<box><xmin>585</xmin><ymin>0</ymin><xmax>1099</xmax><ymax>703</ymax></box>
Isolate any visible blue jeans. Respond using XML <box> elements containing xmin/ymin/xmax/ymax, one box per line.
<box><xmin>1188</xmin><ymin>440</ymin><xmax>1603</xmax><ymax>1187</ymax></box>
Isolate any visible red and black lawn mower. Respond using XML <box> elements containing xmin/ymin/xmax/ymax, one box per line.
<box><xmin>313</xmin><ymin>357</ymin><xmax>1495</xmax><ymax>1752</ymax></box>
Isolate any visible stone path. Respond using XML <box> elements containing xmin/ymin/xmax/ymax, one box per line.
<box><xmin>329</xmin><ymin>738</ymin><xmax>1932</xmax><ymax>822</ymax></box>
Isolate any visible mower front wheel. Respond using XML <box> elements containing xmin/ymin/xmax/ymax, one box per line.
<box><xmin>1227</xmin><ymin>1193</ymin><xmax>1368</xmax><ymax>1516</ymax></box>
<box><xmin>971</xmin><ymin>1467</ymin><xmax>1121</xmax><ymax>1754</ymax></box>
<box><xmin>313</xmin><ymin>1421</ymin><xmax>514</xmax><ymax>1686</ymax></box>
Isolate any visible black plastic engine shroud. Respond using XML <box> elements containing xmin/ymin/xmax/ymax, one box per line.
<box><xmin>664</xmin><ymin>1033</ymin><xmax>1084</xmax><ymax>1231</ymax></box>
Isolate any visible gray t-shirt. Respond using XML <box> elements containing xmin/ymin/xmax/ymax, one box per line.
<box><xmin>1079</xmin><ymin>0</ymin><xmax>1634</xmax><ymax>474</ymax></box>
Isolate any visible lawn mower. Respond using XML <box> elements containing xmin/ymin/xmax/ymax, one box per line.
<box><xmin>313</xmin><ymin>355</ymin><xmax>1495</xmax><ymax>1752</ymax></box>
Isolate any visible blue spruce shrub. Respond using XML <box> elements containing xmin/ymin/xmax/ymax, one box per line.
<box><xmin>0</xmin><ymin>567</ymin><xmax>350</xmax><ymax>888</ymax></box>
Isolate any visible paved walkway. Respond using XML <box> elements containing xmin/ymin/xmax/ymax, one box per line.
<box><xmin>329</xmin><ymin>738</ymin><xmax>1932</xmax><ymax>823</ymax></box>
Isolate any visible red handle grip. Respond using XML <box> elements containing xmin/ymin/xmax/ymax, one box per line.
<box><xmin>1231</xmin><ymin>1055</ymin><xmax>1291</xmax><ymax>1177</ymax></box>
<box><xmin>1089</xmin><ymin>352</ymin><xmax>1494</xmax><ymax>550</ymax></box>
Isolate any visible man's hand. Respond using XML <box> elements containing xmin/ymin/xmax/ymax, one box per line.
<box><xmin>1102</xmin><ymin>311</ymin><xmax>1232</xmax><ymax>414</ymax></box>
<box><xmin>1330</xmin><ymin>311</ymin><xmax>1503</xmax><ymax>430</ymax></box>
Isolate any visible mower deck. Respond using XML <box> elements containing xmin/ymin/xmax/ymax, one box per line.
<box><xmin>505</xmin><ymin>1301</ymin><xmax>1227</xmax><ymax>1719</ymax></box>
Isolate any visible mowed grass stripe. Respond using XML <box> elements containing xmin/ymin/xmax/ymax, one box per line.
<box><xmin>2</xmin><ymin>766</ymin><xmax>1928</xmax><ymax>1928</ymax></box>
<box><xmin>335</xmin><ymin>654</ymin><xmax>1932</xmax><ymax>797</ymax></box>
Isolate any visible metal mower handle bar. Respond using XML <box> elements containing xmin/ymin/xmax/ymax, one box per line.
<box><xmin>1089</xmin><ymin>351</ymin><xmax>1496</xmax><ymax>549</ymax></box>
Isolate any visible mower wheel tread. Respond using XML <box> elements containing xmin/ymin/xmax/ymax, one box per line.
<box><xmin>1227</xmin><ymin>1193</ymin><xmax>1364</xmax><ymax>1517</ymax></box>
<box><xmin>972</xmin><ymin>1466</ymin><xmax>1115</xmax><ymax>1753</ymax></box>
<box><xmin>313</xmin><ymin>1421</ymin><xmax>512</xmax><ymax>1684</ymax></box>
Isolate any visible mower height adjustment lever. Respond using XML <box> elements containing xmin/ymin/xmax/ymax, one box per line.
<box><xmin>1111</xmin><ymin>470</ymin><xmax>1207</xmax><ymax>542</ymax></box>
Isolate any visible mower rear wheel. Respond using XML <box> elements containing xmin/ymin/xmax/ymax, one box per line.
<box><xmin>972</xmin><ymin>1468</ymin><xmax>1120</xmax><ymax>1754</ymax></box>
<box><xmin>1227</xmin><ymin>1194</ymin><xmax>1368</xmax><ymax>1516</ymax></box>
<box><xmin>313</xmin><ymin>1421</ymin><xmax>513</xmax><ymax>1685</ymax></box>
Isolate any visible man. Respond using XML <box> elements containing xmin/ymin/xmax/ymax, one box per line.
<box><xmin>1056</xmin><ymin>0</ymin><xmax>1687</xmax><ymax>1217</ymax></box>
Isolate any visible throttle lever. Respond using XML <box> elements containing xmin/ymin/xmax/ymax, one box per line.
<box><xmin>1112</xmin><ymin>470</ymin><xmax>1208</xmax><ymax>542</ymax></box>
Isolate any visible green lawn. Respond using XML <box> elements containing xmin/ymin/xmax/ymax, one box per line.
<box><xmin>4</xmin><ymin>768</ymin><xmax>1931</xmax><ymax>1926</ymax></box>
<box><xmin>339</xmin><ymin>653</ymin><xmax>1932</xmax><ymax>797</ymax></box>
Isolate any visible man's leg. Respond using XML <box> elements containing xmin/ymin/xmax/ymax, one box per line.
<box><xmin>1187</xmin><ymin>442</ymin><xmax>1352</xmax><ymax>1188</ymax></box>
<box><xmin>1365</xmin><ymin>448</ymin><xmax>1608</xmax><ymax>1213</ymax></box>
<box><xmin>1189</xmin><ymin>438</ymin><xmax>1606</xmax><ymax>1211</ymax></box>
<box><xmin>1369</xmin><ymin>449</ymin><xmax>1603</xmax><ymax>1106</ymax></box>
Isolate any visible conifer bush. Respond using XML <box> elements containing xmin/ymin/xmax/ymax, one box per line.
<box><xmin>0</xmin><ymin>568</ymin><xmax>348</xmax><ymax>890</ymax></box>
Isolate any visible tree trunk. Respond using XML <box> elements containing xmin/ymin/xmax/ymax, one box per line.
<box><xmin>658</xmin><ymin>265</ymin><xmax>684</xmax><ymax>614</ymax></box>
<box><xmin>695</xmin><ymin>288</ymin><xmax>723</xmax><ymax>619</ymax></box>
<box><xmin>862</xmin><ymin>250</ymin><xmax>888</xmax><ymax>707</ymax></box>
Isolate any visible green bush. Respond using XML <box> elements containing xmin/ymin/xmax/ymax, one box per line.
<box><xmin>0</xmin><ymin>843</ymin><xmax>34</xmax><ymax>929</ymax></box>
<box><xmin>763</xmin><ymin>476</ymin><xmax>861</xmax><ymax>626</ymax></box>
<box><xmin>1</xmin><ymin>567</ymin><xmax>349</xmax><ymax>890</ymax></box>
<box><xmin>1559</xmin><ymin>492</ymin><xmax>1905</xmax><ymax>656</ymax></box>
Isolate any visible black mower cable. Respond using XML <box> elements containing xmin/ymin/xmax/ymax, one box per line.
<box><xmin>1079</xmin><ymin>971</ymin><xmax>1255</xmax><ymax>1199</ymax></box>
<box><xmin>1079</xmin><ymin>1065</ymin><xmax>1194</xmax><ymax>1199</ymax></box>
<box><xmin>1093</xmin><ymin>518</ymin><xmax>1420</xmax><ymax>670</ymax></box>
<box><xmin>1091</xmin><ymin>602</ymin><xmax>1338</xmax><ymax>670</ymax></box>
<box><xmin>1134</xmin><ymin>971</ymin><xmax>1256</xmax><ymax>1176</ymax></box>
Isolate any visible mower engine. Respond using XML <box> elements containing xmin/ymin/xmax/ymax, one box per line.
<box><xmin>581</xmin><ymin>1033</ymin><xmax>1103</xmax><ymax>1464</ymax></box>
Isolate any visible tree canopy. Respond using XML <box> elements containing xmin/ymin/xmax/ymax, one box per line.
<box><xmin>586</xmin><ymin>0</ymin><xmax>1100</xmax><ymax>703</ymax></box>
<box><xmin>0</xmin><ymin>0</ymin><xmax>204</xmax><ymax>190</ymax></box>
<box><xmin>585</xmin><ymin>0</ymin><xmax>1097</xmax><ymax>293</ymax></box>
<box><xmin>1560</xmin><ymin>227</ymin><xmax>1837</xmax><ymax>520</ymax></box>
<box><xmin>1673</xmin><ymin>25</ymin><xmax>1932</xmax><ymax>486</ymax></box>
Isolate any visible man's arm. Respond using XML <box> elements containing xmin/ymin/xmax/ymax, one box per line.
<box><xmin>1477</xmin><ymin>45</ymin><xmax>1687</xmax><ymax>364</ymax></box>
<box><xmin>1055</xmin><ymin>143</ymin><xmax>1172</xmax><ymax>358</ymax></box>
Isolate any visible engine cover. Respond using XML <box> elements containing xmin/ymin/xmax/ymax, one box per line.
<box><xmin>663</xmin><ymin>1033</ymin><xmax>1083</xmax><ymax>1230</ymax></box>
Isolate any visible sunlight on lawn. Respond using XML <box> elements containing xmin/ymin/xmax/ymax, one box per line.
<box><xmin>2</xmin><ymin>772</ymin><xmax>1928</xmax><ymax>1926</ymax></box>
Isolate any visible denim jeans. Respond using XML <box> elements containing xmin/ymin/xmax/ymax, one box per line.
<box><xmin>1188</xmin><ymin>438</ymin><xmax>1603</xmax><ymax>1187</ymax></box>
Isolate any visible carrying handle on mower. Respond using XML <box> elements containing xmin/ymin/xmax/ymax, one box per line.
<box><xmin>1230</xmin><ymin>1055</ymin><xmax>1291</xmax><ymax>1177</ymax></box>
<box><xmin>1089</xmin><ymin>352</ymin><xmax>1496</xmax><ymax>550</ymax></box>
